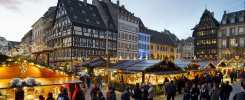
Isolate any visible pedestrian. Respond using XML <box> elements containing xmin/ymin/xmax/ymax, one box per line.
<box><xmin>148</xmin><ymin>84</ymin><xmax>154</xmax><ymax>100</ymax></box>
<box><xmin>225</xmin><ymin>81</ymin><xmax>232</xmax><ymax>99</ymax></box>
<box><xmin>15</xmin><ymin>88</ymin><xmax>24</xmax><ymax>100</ymax></box>
<box><xmin>142</xmin><ymin>84</ymin><xmax>149</xmax><ymax>100</ymax></box>
<box><xmin>39</xmin><ymin>95</ymin><xmax>45</xmax><ymax>100</ymax></box>
<box><xmin>230</xmin><ymin>71</ymin><xmax>234</xmax><ymax>83</ymax></box>
<box><xmin>133</xmin><ymin>83</ymin><xmax>142</xmax><ymax>100</ymax></box>
<box><xmin>220</xmin><ymin>81</ymin><xmax>233</xmax><ymax>100</ymax></box>
<box><xmin>90</xmin><ymin>84</ymin><xmax>105</xmax><ymax>100</ymax></box>
<box><xmin>72</xmin><ymin>83</ymin><xmax>85</xmax><ymax>100</ymax></box>
<box><xmin>191</xmin><ymin>84</ymin><xmax>200</xmax><ymax>100</ymax></box>
<box><xmin>46</xmin><ymin>92</ymin><xmax>55</xmax><ymax>100</ymax></box>
<box><xmin>234</xmin><ymin>70</ymin><xmax>238</xmax><ymax>82</ymax></box>
<box><xmin>106</xmin><ymin>85</ymin><xmax>116</xmax><ymax>100</ymax></box>
<box><xmin>121</xmin><ymin>87</ymin><xmax>130</xmax><ymax>100</ymax></box>
<box><xmin>176</xmin><ymin>78</ymin><xmax>182</xmax><ymax>94</ymax></box>
<box><xmin>97</xmin><ymin>75</ymin><xmax>103</xmax><ymax>89</ymax></box>
<box><xmin>86</xmin><ymin>76</ymin><xmax>91</xmax><ymax>88</ymax></box>
<box><xmin>165</xmin><ymin>81</ymin><xmax>176</xmax><ymax>100</ymax></box>
<box><xmin>183</xmin><ymin>82</ymin><xmax>191</xmax><ymax>100</ymax></box>
<box><xmin>200</xmin><ymin>83</ymin><xmax>210</xmax><ymax>100</ymax></box>
<box><xmin>57</xmin><ymin>87</ymin><xmax>69</xmax><ymax>100</ymax></box>
<box><xmin>233</xmin><ymin>79</ymin><xmax>245</xmax><ymax>100</ymax></box>
<box><xmin>210</xmin><ymin>83</ymin><xmax>220</xmax><ymax>100</ymax></box>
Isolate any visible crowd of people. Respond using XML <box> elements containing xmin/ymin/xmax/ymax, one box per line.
<box><xmin>14</xmin><ymin>70</ymin><xmax>245</xmax><ymax>100</ymax></box>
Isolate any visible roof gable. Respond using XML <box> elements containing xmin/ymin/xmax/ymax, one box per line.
<box><xmin>193</xmin><ymin>9</ymin><xmax>219</xmax><ymax>30</ymax></box>
<box><xmin>59</xmin><ymin>0</ymin><xmax>106</xmax><ymax>29</ymax></box>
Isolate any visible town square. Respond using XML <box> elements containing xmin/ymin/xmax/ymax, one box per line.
<box><xmin>0</xmin><ymin>0</ymin><xmax>245</xmax><ymax>100</ymax></box>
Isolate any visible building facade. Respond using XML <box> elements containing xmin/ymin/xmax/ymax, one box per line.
<box><xmin>193</xmin><ymin>9</ymin><xmax>219</xmax><ymax>60</ymax></box>
<box><xmin>218</xmin><ymin>10</ymin><xmax>245</xmax><ymax>60</ymax></box>
<box><xmin>149</xmin><ymin>29</ymin><xmax>178</xmax><ymax>61</ymax></box>
<box><xmin>31</xmin><ymin>6</ymin><xmax>56</xmax><ymax>64</ymax></box>
<box><xmin>20</xmin><ymin>30</ymin><xmax>33</xmax><ymax>58</ymax></box>
<box><xmin>138</xmin><ymin>19</ymin><xmax>150</xmax><ymax>60</ymax></box>
<box><xmin>177</xmin><ymin>37</ymin><xmax>194</xmax><ymax>59</ymax></box>
<box><xmin>93</xmin><ymin>0</ymin><xmax>139</xmax><ymax>60</ymax></box>
<box><xmin>46</xmin><ymin>0</ymin><xmax>117</xmax><ymax>69</ymax></box>
<box><xmin>0</xmin><ymin>36</ymin><xmax>9</xmax><ymax>55</ymax></box>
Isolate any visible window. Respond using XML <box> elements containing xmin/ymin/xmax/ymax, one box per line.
<box><xmin>222</xmin><ymin>39</ymin><xmax>226</xmax><ymax>48</ymax></box>
<box><xmin>230</xmin><ymin>18</ymin><xmax>235</xmax><ymax>23</ymax></box>
<box><xmin>230</xmin><ymin>38</ymin><xmax>238</xmax><ymax>47</ymax></box>
<box><xmin>240</xmin><ymin>38</ymin><xmax>244</xmax><ymax>47</ymax></box>
<box><xmin>239</xmin><ymin>16</ymin><xmax>244</xmax><ymax>22</ymax></box>
<box><xmin>239</xmin><ymin>27</ymin><xmax>244</xmax><ymax>33</ymax></box>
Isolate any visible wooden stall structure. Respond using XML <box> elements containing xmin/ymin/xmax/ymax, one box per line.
<box><xmin>76</xmin><ymin>57</ymin><xmax>109</xmax><ymax>81</ymax></box>
<box><xmin>111</xmin><ymin>60</ymin><xmax>184</xmax><ymax>85</ymax></box>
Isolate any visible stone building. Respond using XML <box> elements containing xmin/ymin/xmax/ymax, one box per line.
<box><xmin>31</xmin><ymin>6</ymin><xmax>56</xmax><ymax>64</ymax></box>
<box><xmin>177</xmin><ymin>37</ymin><xmax>194</xmax><ymax>59</ymax></box>
<box><xmin>93</xmin><ymin>0</ymin><xmax>139</xmax><ymax>60</ymax></box>
<box><xmin>149</xmin><ymin>29</ymin><xmax>178</xmax><ymax>61</ymax></box>
<box><xmin>193</xmin><ymin>9</ymin><xmax>219</xmax><ymax>60</ymax></box>
<box><xmin>0</xmin><ymin>36</ymin><xmax>9</xmax><ymax>55</ymax></box>
<box><xmin>218</xmin><ymin>10</ymin><xmax>245</xmax><ymax>60</ymax></box>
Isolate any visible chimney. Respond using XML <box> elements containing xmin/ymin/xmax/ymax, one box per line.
<box><xmin>84</xmin><ymin>0</ymin><xmax>87</xmax><ymax>3</ymax></box>
<box><xmin>224</xmin><ymin>10</ymin><xmax>227</xmax><ymax>14</ymax></box>
<box><xmin>117</xmin><ymin>0</ymin><xmax>120</xmax><ymax>6</ymax></box>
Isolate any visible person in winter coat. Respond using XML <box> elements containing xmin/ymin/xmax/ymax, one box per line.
<box><xmin>133</xmin><ymin>83</ymin><xmax>142</xmax><ymax>100</ymax></box>
<box><xmin>200</xmin><ymin>84</ymin><xmax>210</xmax><ymax>100</ymax></box>
<box><xmin>90</xmin><ymin>85</ymin><xmax>105</xmax><ymax>100</ymax></box>
<box><xmin>46</xmin><ymin>92</ymin><xmax>55</xmax><ymax>100</ymax></box>
<box><xmin>121</xmin><ymin>87</ymin><xmax>130</xmax><ymax>100</ymax></box>
<box><xmin>148</xmin><ymin>84</ymin><xmax>154</xmax><ymax>100</ymax></box>
<box><xmin>210</xmin><ymin>83</ymin><xmax>220</xmax><ymax>100</ymax></box>
<box><xmin>183</xmin><ymin>82</ymin><xmax>191</xmax><ymax>100</ymax></box>
<box><xmin>165</xmin><ymin>81</ymin><xmax>176</xmax><ymax>100</ymax></box>
<box><xmin>191</xmin><ymin>84</ymin><xmax>200</xmax><ymax>100</ymax></box>
<box><xmin>72</xmin><ymin>83</ymin><xmax>85</xmax><ymax>100</ymax></box>
<box><xmin>106</xmin><ymin>86</ymin><xmax>116</xmax><ymax>100</ymax></box>
<box><xmin>57</xmin><ymin>87</ymin><xmax>69</xmax><ymax>100</ymax></box>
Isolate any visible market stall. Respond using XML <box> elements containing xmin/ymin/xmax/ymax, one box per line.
<box><xmin>112</xmin><ymin>60</ymin><xmax>185</xmax><ymax>85</ymax></box>
<box><xmin>76</xmin><ymin>57</ymin><xmax>110</xmax><ymax>81</ymax></box>
<box><xmin>184</xmin><ymin>62</ymin><xmax>202</xmax><ymax>79</ymax></box>
<box><xmin>0</xmin><ymin>57</ymin><xmax>80</xmax><ymax>99</ymax></box>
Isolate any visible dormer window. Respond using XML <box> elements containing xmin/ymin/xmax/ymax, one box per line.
<box><xmin>230</xmin><ymin>18</ymin><xmax>235</xmax><ymax>23</ymax></box>
<box><xmin>239</xmin><ymin>16</ymin><xmax>244</xmax><ymax>22</ymax></box>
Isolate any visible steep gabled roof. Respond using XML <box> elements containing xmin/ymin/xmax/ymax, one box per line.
<box><xmin>193</xmin><ymin>9</ymin><xmax>219</xmax><ymax>31</ymax></box>
<box><xmin>98</xmin><ymin>1</ymin><xmax>117</xmax><ymax>31</ymax></box>
<box><xmin>59</xmin><ymin>0</ymin><xmax>106</xmax><ymax>29</ymax></box>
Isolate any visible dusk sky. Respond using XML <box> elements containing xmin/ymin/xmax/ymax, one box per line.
<box><xmin>0</xmin><ymin>0</ymin><xmax>244</xmax><ymax>41</ymax></box>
